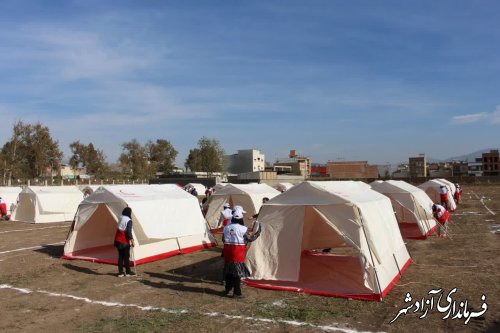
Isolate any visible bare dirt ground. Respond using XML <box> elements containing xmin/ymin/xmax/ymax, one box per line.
<box><xmin>0</xmin><ymin>184</ymin><xmax>499</xmax><ymax>333</ymax></box>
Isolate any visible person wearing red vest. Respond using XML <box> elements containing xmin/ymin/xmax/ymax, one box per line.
<box><xmin>432</xmin><ymin>203</ymin><xmax>450</xmax><ymax>238</ymax></box>
<box><xmin>222</xmin><ymin>209</ymin><xmax>261</xmax><ymax>298</ymax></box>
<box><xmin>439</xmin><ymin>185</ymin><xmax>449</xmax><ymax>210</ymax></box>
<box><xmin>114</xmin><ymin>207</ymin><xmax>135</xmax><ymax>277</ymax></box>
<box><xmin>0</xmin><ymin>197</ymin><xmax>9</xmax><ymax>220</ymax></box>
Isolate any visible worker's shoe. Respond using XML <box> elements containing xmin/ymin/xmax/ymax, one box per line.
<box><xmin>126</xmin><ymin>271</ymin><xmax>136</xmax><ymax>276</ymax></box>
<box><xmin>117</xmin><ymin>273</ymin><xmax>126</xmax><ymax>278</ymax></box>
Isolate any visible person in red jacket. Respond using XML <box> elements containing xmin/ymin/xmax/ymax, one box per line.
<box><xmin>432</xmin><ymin>203</ymin><xmax>450</xmax><ymax>238</ymax></box>
<box><xmin>0</xmin><ymin>197</ymin><xmax>9</xmax><ymax>220</ymax></box>
<box><xmin>114</xmin><ymin>207</ymin><xmax>135</xmax><ymax>277</ymax></box>
<box><xmin>222</xmin><ymin>209</ymin><xmax>261</xmax><ymax>298</ymax></box>
<box><xmin>439</xmin><ymin>185</ymin><xmax>449</xmax><ymax>210</ymax></box>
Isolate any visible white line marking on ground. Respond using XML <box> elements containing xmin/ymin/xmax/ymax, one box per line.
<box><xmin>0</xmin><ymin>225</ymin><xmax>68</xmax><ymax>234</ymax></box>
<box><xmin>0</xmin><ymin>284</ymin><xmax>383</xmax><ymax>333</ymax></box>
<box><xmin>0</xmin><ymin>242</ymin><xmax>64</xmax><ymax>255</ymax></box>
<box><xmin>470</xmin><ymin>190</ymin><xmax>496</xmax><ymax>215</ymax></box>
<box><xmin>480</xmin><ymin>197</ymin><xmax>496</xmax><ymax>215</ymax></box>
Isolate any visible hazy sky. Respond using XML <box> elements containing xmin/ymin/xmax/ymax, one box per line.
<box><xmin>0</xmin><ymin>0</ymin><xmax>498</xmax><ymax>166</ymax></box>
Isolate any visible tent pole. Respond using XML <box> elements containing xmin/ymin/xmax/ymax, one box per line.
<box><xmin>358</xmin><ymin>207</ymin><xmax>384</xmax><ymax>301</ymax></box>
<box><xmin>393</xmin><ymin>253</ymin><xmax>402</xmax><ymax>277</ymax></box>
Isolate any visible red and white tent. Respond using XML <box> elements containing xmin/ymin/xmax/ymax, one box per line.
<box><xmin>245</xmin><ymin>181</ymin><xmax>411</xmax><ymax>301</ymax></box>
<box><xmin>204</xmin><ymin>183</ymin><xmax>280</xmax><ymax>229</ymax></box>
<box><xmin>370</xmin><ymin>180</ymin><xmax>437</xmax><ymax>239</ymax></box>
<box><xmin>418</xmin><ymin>179</ymin><xmax>457</xmax><ymax>211</ymax></box>
<box><xmin>63</xmin><ymin>184</ymin><xmax>215</xmax><ymax>265</ymax></box>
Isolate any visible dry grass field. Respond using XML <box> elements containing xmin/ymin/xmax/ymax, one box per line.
<box><xmin>0</xmin><ymin>184</ymin><xmax>498</xmax><ymax>333</ymax></box>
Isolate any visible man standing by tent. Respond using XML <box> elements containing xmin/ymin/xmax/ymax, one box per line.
<box><xmin>432</xmin><ymin>203</ymin><xmax>450</xmax><ymax>238</ymax></box>
<box><xmin>114</xmin><ymin>207</ymin><xmax>136</xmax><ymax>277</ymax></box>
<box><xmin>439</xmin><ymin>185</ymin><xmax>449</xmax><ymax>210</ymax></box>
<box><xmin>222</xmin><ymin>208</ymin><xmax>261</xmax><ymax>298</ymax></box>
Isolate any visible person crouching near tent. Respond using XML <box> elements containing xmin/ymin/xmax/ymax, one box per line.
<box><xmin>439</xmin><ymin>185</ymin><xmax>449</xmax><ymax>210</ymax></box>
<box><xmin>222</xmin><ymin>209</ymin><xmax>261</xmax><ymax>298</ymax></box>
<box><xmin>432</xmin><ymin>203</ymin><xmax>450</xmax><ymax>238</ymax></box>
<box><xmin>114</xmin><ymin>207</ymin><xmax>136</xmax><ymax>277</ymax></box>
<box><xmin>454</xmin><ymin>183</ymin><xmax>462</xmax><ymax>204</ymax></box>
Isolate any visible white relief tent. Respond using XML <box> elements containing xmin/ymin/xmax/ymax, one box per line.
<box><xmin>0</xmin><ymin>186</ymin><xmax>23</xmax><ymax>215</ymax></box>
<box><xmin>63</xmin><ymin>184</ymin><xmax>215</xmax><ymax>265</ymax></box>
<box><xmin>204</xmin><ymin>183</ymin><xmax>280</xmax><ymax>230</ymax></box>
<box><xmin>244</xmin><ymin>181</ymin><xmax>411</xmax><ymax>301</ymax></box>
<box><xmin>370</xmin><ymin>180</ymin><xmax>438</xmax><ymax>239</ymax></box>
<box><xmin>417</xmin><ymin>179</ymin><xmax>457</xmax><ymax>211</ymax></box>
<box><xmin>11</xmin><ymin>186</ymin><xmax>84</xmax><ymax>223</ymax></box>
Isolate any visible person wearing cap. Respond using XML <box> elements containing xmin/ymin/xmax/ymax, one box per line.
<box><xmin>222</xmin><ymin>208</ymin><xmax>261</xmax><ymax>298</ymax></box>
<box><xmin>438</xmin><ymin>185</ymin><xmax>449</xmax><ymax>210</ymax></box>
<box><xmin>231</xmin><ymin>205</ymin><xmax>246</xmax><ymax>226</ymax></box>
<box><xmin>432</xmin><ymin>203</ymin><xmax>450</xmax><ymax>238</ymax></box>
<box><xmin>220</xmin><ymin>203</ymin><xmax>233</xmax><ymax>228</ymax></box>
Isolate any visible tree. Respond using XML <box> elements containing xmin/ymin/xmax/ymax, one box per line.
<box><xmin>145</xmin><ymin>139</ymin><xmax>178</xmax><ymax>175</ymax></box>
<box><xmin>184</xmin><ymin>148</ymin><xmax>202</xmax><ymax>172</ymax></box>
<box><xmin>69</xmin><ymin>141</ymin><xmax>108</xmax><ymax>179</ymax></box>
<box><xmin>185</xmin><ymin>137</ymin><xmax>225</xmax><ymax>174</ymax></box>
<box><xmin>119</xmin><ymin>139</ymin><xmax>150</xmax><ymax>180</ymax></box>
<box><xmin>0</xmin><ymin>121</ymin><xmax>63</xmax><ymax>183</ymax></box>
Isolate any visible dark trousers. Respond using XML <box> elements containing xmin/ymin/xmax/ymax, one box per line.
<box><xmin>225</xmin><ymin>274</ymin><xmax>242</xmax><ymax>296</ymax></box>
<box><xmin>116</xmin><ymin>243</ymin><xmax>131</xmax><ymax>274</ymax></box>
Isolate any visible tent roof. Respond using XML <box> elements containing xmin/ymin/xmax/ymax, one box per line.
<box><xmin>268</xmin><ymin>181</ymin><xmax>388</xmax><ymax>206</ymax></box>
<box><xmin>81</xmin><ymin>184</ymin><xmax>207</xmax><ymax>239</ymax></box>
<box><xmin>23</xmin><ymin>185</ymin><xmax>83</xmax><ymax>195</ymax></box>
<box><xmin>213</xmin><ymin>183</ymin><xmax>280</xmax><ymax>198</ymax></box>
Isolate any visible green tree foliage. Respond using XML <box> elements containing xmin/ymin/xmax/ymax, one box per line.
<box><xmin>145</xmin><ymin>139</ymin><xmax>178</xmax><ymax>175</ymax></box>
<box><xmin>184</xmin><ymin>148</ymin><xmax>202</xmax><ymax>172</ymax></box>
<box><xmin>119</xmin><ymin>138</ymin><xmax>178</xmax><ymax>180</ymax></box>
<box><xmin>185</xmin><ymin>137</ymin><xmax>225</xmax><ymax>174</ymax></box>
<box><xmin>69</xmin><ymin>141</ymin><xmax>109</xmax><ymax>179</ymax></box>
<box><xmin>0</xmin><ymin>121</ymin><xmax>63</xmax><ymax>183</ymax></box>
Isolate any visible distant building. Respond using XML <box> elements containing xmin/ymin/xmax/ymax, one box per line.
<box><xmin>427</xmin><ymin>162</ymin><xmax>452</xmax><ymax>178</ymax></box>
<box><xmin>273</xmin><ymin>150</ymin><xmax>311</xmax><ymax>178</ymax></box>
<box><xmin>225</xmin><ymin>149</ymin><xmax>265</xmax><ymax>174</ymax></box>
<box><xmin>59</xmin><ymin>164</ymin><xmax>88</xmax><ymax>180</ymax></box>
<box><xmin>482</xmin><ymin>149</ymin><xmax>499</xmax><ymax>176</ymax></box>
<box><xmin>451</xmin><ymin>161</ymin><xmax>469</xmax><ymax>177</ymax></box>
<box><xmin>409</xmin><ymin>154</ymin><xmax>427</xmax><ymax>177</ymax></box>
<box><xmin>311</xmin><ymin>164</ymin><xmax>328</xmax><ymax>177</ymax></box>
<box><xmin>325</xmin><ymin>160</ymin><xmax>378</xmax><ymax>180</ymax></box>
<box><xmin>468</xmin><ymin>158</ymin><xmax>483</xmax><ymax>177</ymax></box>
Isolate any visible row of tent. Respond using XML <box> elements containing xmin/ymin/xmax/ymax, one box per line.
<box><xmin>0</xmin><ymin>178</ymin><xmax>459</xmax><ymax>301</ymax></box>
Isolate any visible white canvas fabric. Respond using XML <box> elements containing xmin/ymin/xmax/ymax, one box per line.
<box><xmin>245</xmin><ymin>181</ymin><xmax>411</xmax><ymax>301</ymax></box>
<box><xmin>273</xmin><ymin>182</ymin><xmax>295</xmax><ymax>192</ymax></box>
<box><xmin>11</xmin><ymin>186</ymin><xmax>84</xmax><ymax>223</ymax></box>
<box><xmin>204</xmin><ymin>183</ymin><xmax>280</xmax><ymax>229</ymax></box>
<box><xmin>63</xmin><ymin>184</ymin><xmax>215</xmax><ymax>265</ymax></box>
<box><xmin>418</xmin><ymin>179</ymin><xmax>457</xmax><ymax>211</ymax></box>
<box><xmin>0</xmin><ymin>186</ymin><xmax>23</xmax><ymax>214</ymax></box>
<box><xmin>370</xmin><ymin>180</ymin><xmax>437</xmax><ymax>239</ymax></box>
